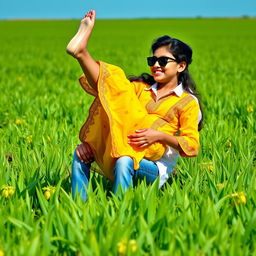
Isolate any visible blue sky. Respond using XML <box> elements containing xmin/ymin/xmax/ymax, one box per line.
<box><xmin>0</xmin><ymin>0</ymin><xmax>255</xmax><ymax>19</ymax></box>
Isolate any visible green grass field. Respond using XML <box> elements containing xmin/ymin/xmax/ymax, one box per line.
<box><xmin>0</xmin><ymin>18</ymin><xmax>255</xmax><ymax>255</ymax></box>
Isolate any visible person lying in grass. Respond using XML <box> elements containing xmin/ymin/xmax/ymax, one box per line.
<box><xmin>66</xmin><ymin>10</ymin><xmax>203</xmax><ymax>201</ymax></box>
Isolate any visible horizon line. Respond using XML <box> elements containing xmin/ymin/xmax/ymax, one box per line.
<box><xmin>1</xmin><ymin>15</ymin><xmax>256</xmax><ymax>21</ymax></box>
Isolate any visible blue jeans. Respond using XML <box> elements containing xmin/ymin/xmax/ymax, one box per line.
<box><xmin>71</xmin><ymin>152</ymin><xmax>159</xmax><ymax>201</ymax></box>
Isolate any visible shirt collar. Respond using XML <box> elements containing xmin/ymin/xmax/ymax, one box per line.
<box><xmin>145</xmin><ymin>82</ymin><xmax>184</xmax><ymax>97</ymax></box>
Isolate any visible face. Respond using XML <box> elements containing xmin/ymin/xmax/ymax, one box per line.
<box><xmin>149</xmin><ymin>46</ymin><xmax>186</xmax><ymax>85</ymax></box>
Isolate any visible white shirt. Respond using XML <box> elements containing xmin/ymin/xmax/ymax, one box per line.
<box><xmin>145</xmin><ymin>83</ymin><xmax>202</xmax><ymax>187</ymax></box>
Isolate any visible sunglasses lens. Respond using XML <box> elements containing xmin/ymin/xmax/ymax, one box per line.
<box><xmin>147</xmin><ymin>56</ymin><xmax>157</xmax><ymax>66</ymax></box>
<box><xmin>158</xmin><ymin>57</ymin><xmax>168</xmax><ymax>66</ymax></box>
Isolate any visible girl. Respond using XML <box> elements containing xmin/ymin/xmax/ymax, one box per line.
<box><xmin>67</xmin><ymin>10</ymin><xmax>202</xmax><ymax>200</ymax></box>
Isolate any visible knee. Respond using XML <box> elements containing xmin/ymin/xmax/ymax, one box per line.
<box><xmin>114</xmin><ymin>156</ymin><xmax>134</xmax><ymax>177</ymax></box>
<box><xmin>115</xmin><ymin>156</ymin><xmax>133</xmax><ymax>167</ymax></box>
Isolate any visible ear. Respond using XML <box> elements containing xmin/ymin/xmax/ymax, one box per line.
<box><xmin>177</xmin><ymin>61</ymin><xmax>187</xmax><ymax>73</ymax></box>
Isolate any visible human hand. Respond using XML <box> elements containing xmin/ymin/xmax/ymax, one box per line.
<box><xmin>76</xmin><ymin>142</ymin><xmax>94</xmax><ymax>163</ymax></box>
<box><xmin>127</xmin><ymin>128</ymin><xmax>162</xmax><ymax>148</ymax></box>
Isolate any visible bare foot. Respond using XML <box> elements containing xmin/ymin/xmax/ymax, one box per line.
<box><xmin>66</xmin><ymin>10</ymin><xmax>96</xmax><ymax>58</ymax></box>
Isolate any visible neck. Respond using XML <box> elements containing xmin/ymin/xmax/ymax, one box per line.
<box><xmin>157</xmin><ymin>78</ymin><xmax>179</xmax><ymax>91</ymax></box>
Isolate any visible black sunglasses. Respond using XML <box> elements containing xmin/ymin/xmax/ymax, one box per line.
<box><xmin>147</xmin><ymin>56</ymin><xmax>177</xmax><ymax>66</ymax></box>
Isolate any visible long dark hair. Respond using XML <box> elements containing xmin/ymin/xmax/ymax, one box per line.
<box><xmin>129</xmin><ymin>35</ymin><xmax>203</xmax><ymax>130</ymax></box>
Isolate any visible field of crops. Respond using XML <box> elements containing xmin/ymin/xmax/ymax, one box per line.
<box><xmin>0</xmin><ymin>17</ymin><xmax>255</xmax><ymax>255</ymax></box>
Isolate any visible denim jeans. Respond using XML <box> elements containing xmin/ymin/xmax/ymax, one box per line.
<box><xmin>71</xmin><ymin>151</ymin><xmax>159</xmax><ymax>201</ymax></box>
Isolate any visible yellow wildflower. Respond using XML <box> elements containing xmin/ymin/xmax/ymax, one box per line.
<box><xmin>8</xmin><ymin>188</ymin><xmax>15</xmax><ymax>196</ymax></box>
<box><xmin>129</xmin><ymin>239</ymin><xmax>137</xmax><ymax>252</ymax></box>
<box><xmin>15</xmin><ymin>119</ymin><xmax>22</xmax><ymax>125</ymax></box>
<box><xmin>200</xmin><ymin>162</ymin><xmax>214</xmax><ymax>172</ymax></box>
<box><xmin>117</xmin><ymin>238</ymin><xmax>128</xmax><ymax>255</ymax></box>
<box><xmin>44</xmin><ymin>191</ymin><xmax>51</xmax><ymax>200</ymax></box>
<box><xmin>17</xmin><ymin>77</ymin><xmax>23</xmax><ymax>81</ymax></box>
<box><xmin>0</xmin><ymin>248</ymin><xmax>4</xmax><ymax>256</ymax></box>
<box><xmin>247</xmin><ymin>106</ymin><xmax>253</xmax><ymax>113</ymax></box>
<box><xmin>42</xmin><ymin>186</ymin><xmax>56</xmax><ymax>200</ymax></box>
<box><xmin>77</xmin><ymin>100</ymin><xmax>83</xmax><ymax>105</ymax></box>
<box><xmin>117</xmin><ymin>242</ymin><xmax>126</xmax><ymax>255</ymax></box>
<box><xmin>27</xmin><ymin>135</ymin><xmax>33</xmax><ymax>144</ymax></box>
<box><xmin>2</xmin><ymin>190</ymin><xmax>9</xmax><ymax>198</ymax></box>
<box><xmin>208</xmin><ymin>165</ymin><xmax>214</xmax><ymax>172</ymax></box>
<box><xmin>230</xmin><ymin>192</ymin><xmax>246</xmax><ymax>204</ymax></box>
<box><xmin>1</xmin><ymin>185</ymin><xmax>15</xmax><ymax>198</ymax></box>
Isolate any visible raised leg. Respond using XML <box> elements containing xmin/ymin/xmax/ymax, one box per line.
<box><xmin>66</xmin><ymin>10</ymin><xmax>99</xmax><ymax>90</ymax></box>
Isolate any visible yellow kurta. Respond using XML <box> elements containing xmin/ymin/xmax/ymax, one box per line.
<box><xmin>79</xmin><ymin>61</ymin><xmax>200</xmax><ymax>181</ymax></box>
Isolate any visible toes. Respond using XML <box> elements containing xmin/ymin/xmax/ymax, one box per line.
<box><xmin>85</xmin><ymin>11</ymin><xmax>91</xmax><ymax>17</ymax></box>
<box><xmin>89</xmin><ymin>10</ymin><xmax>95</xmax><ymax>18</ymax></box>
<box><xmin>84</xmin><ymin>10</ymin><xmax>95</xmax><ymax>20</ymax></box>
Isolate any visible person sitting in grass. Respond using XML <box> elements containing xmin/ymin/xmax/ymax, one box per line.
<box><xmin>66</xmin><ymin>10</ymin><xmax>203</xmax><ymax>201</ymax></box>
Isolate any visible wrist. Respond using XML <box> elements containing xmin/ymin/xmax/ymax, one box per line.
<box><xmin>157</xmin><ymin>131</ymin><xmax>165</xmax><ymax>143</ymax></box>
<box><xmin>157</xmin><ymin>132</ymin><xmax>179</xmax><ymax>150</ymax></box>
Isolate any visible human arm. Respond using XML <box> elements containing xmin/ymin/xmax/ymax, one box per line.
<box><xmin>128</xmin><ymin>97</ymin><xmax>200</xmax><ymax>156</ymax></box>
<box><xmin>175</xmin><ymin>98</ymin><xmax>200</xmax><ymax>157</ymax></box>
<box><xmin>128</xmin><ymin>128</ymin><xmax>180</xmax><ymax>151</ymax></box>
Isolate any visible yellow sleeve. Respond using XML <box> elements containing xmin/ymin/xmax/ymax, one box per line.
<box><xmin>176</xmin><ymin>98</ymin><xmax>200</xmax><ymax>157</ymax></box>
<box><xmin>131</xmin><ymin>81</ymin><xmax>148</xmax><ymax>97</ymax></box>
